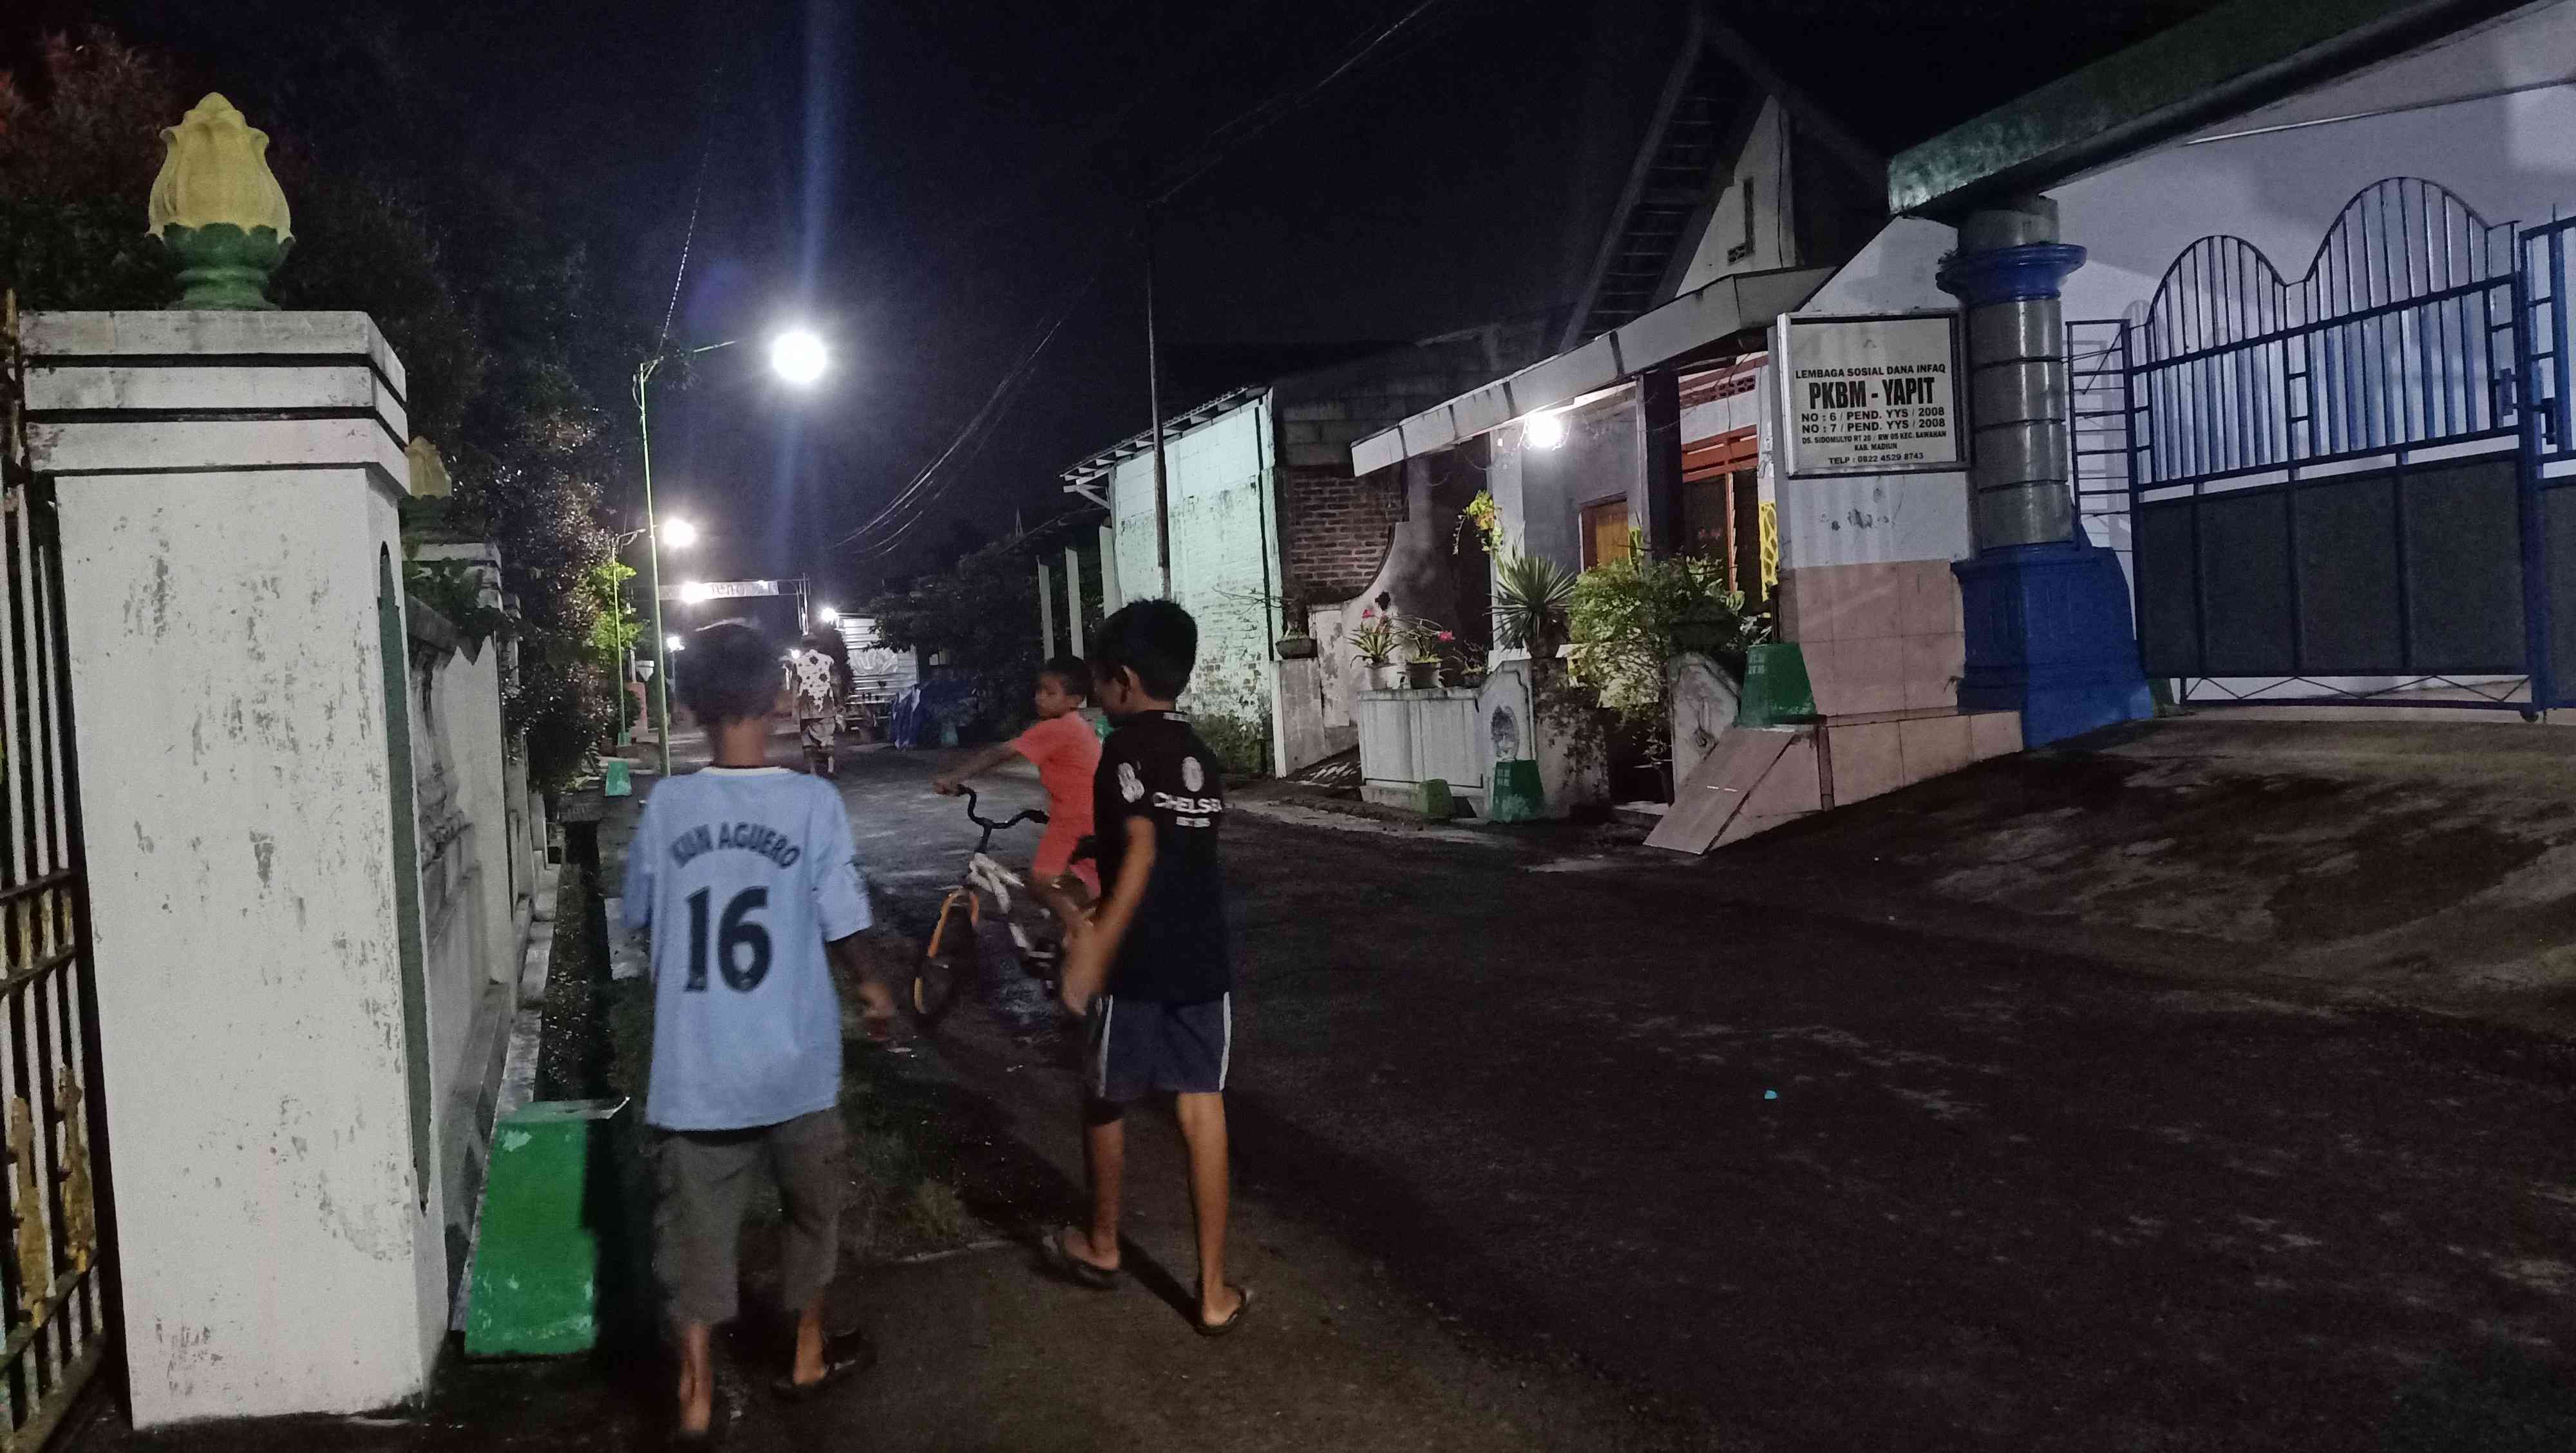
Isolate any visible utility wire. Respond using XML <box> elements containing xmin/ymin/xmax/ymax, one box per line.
<box><xmin>656</xmin><ymin>54</ymin><xmax>728</xmax><ymax>352</ymax></box>
<box><xmin>835</xmin><ymin>0</ymin><xmax>1472</xmax><ymax>562</ymax></box>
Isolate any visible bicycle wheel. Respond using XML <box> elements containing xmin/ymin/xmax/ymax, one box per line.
<box><xmin>911</xmin><ymin>891</ymin><xmax>977</xmax><ymax>1029</ymax></box>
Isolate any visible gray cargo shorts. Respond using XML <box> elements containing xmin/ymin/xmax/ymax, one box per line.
<box><xmin>653</xmin><ymin>1106</ymin><xmax>846</xmax><ymax>1327</ymax></box>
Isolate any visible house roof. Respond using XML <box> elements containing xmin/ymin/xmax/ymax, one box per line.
<box><xmin>1347</xmin><ymin>264</ymin><xmax>1829</xmax><ymax>476</ymax></box>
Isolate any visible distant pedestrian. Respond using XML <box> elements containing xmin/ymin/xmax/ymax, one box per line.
<box><xmin>1041</xmin><ymin>601</ymin><xmax>1249</xmax><ymax>1336</ymax></box>
<box><xmin>932</xmin><ymin>654</ymin><xmax>1103</xmax><ymax>945</ymax></box>
<box><xmin>622</xmin><ymin>620</ymin><xmax>900</xmax><ymax>1442</ymax></box>
<box><xmin>785</xmin><ymin>631</ymin><xmax>846</xmax><ymax>777</ymax></box>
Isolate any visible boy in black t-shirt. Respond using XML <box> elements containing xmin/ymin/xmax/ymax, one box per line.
<box><xmin>1040</xmin><ymin>600</ymin><xmax>1250</xmax><ymax>1336</ymax></box>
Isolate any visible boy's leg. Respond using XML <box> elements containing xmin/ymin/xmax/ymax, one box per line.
<box><xmin>654</xmin><ymin>1130</ymin><xmax>759</xmax><ymax>1432</ymax></box>
<box><xmin>766</xmin><ymin>1107</ymin><xmax>849</xmax><ymax>1385</ymax></box>
<box><xmin>1065</xmin><ymin>996</ymin><xmax>1127</xmax><ymax>1271</ymax></box>
<box><xmin>1067</xmin><ymin>1097</ymin><xmax>1125</xmax><ymax>1271</ymax></box>
<box><xmin>1166</xmin><ymin>992</ymin><xmax>1241</xmax><ymax>1326</ymax></box>
<box><xmin>1173</xmin><ymin>1092</ymin><xmax>1240</xmax><ymax>1325</ymax></box>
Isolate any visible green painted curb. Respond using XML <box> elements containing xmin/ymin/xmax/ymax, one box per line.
<box><xmin>1488</xmin><ymin>759</ymin><xmax>1544</xmax><ymax>822</ymax></box>
<box><xmin>1737</xmin><ymin>643</ymin><xmax>1817</xmax><ymax>727</ymax></box>
<box><xmin>464</xmin><ymin>1098</ymin><xmax>633</xmax><ymax>1358</ymax></box>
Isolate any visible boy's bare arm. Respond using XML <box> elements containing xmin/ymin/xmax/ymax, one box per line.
<box><xmin>827</xmin><ymin>930</ymin><xmax>900</xmax><ymax>1034</ymax></box>
<box><xmin>1060</xmin><ymin>816</ymin><xmax>1154</xmax><ymax>1013</ymax></box>
<box><xmin>931</xmin><ymin>741</ymin><xmax>1021</xmax><ymax>795</ymax></box>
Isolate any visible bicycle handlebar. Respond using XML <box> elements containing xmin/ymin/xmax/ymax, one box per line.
<box><xmin>958</xmin><ymin>786</ymin><xmax>1048</xmax><ymax>833</ymax></box>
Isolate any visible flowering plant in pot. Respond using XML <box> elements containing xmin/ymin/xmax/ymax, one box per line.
<box><xmin>1400</xmin><ymin>618</ymin><xmax>1455</xmax><ymax>688</ymax></box>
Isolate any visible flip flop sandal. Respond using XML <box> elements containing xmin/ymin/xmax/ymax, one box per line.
<box><xmin>771</xmin><ymin>1330</ymin><xmax>876</xmax><ymax>1403</ymax></box>
<box><xmin>1195</xmin><ymin>1284</ymin><xmax>1254</xmax><ymax>1338</ymax></box>
<box><xmin>1036</xmin><ymin>1226</ymin><xmax>1123</xmax><ymax>1290</ymax></box>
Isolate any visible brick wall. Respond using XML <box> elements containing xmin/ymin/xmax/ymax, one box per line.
<box><xmin>1280</xmin><ymin>462</ymin><xmax>1401</xmax><ymax>605</ymax></box>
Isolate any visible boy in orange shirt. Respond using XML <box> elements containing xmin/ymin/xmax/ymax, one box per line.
<box><xmin>932</xmin><ymin>656</ymin><xmax>1101</xmax><ymax>940</ymax></box>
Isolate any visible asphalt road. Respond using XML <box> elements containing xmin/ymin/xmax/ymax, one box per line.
<box><xmin>838</xmin><ymin>743</ymin><xmax>2576</xmax><ymax>1452</ymax></box>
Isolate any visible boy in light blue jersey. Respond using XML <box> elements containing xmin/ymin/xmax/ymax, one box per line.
<box><xmin>622</xmin><ymin>620</ymin><xmax>897</xmax><ymax>1441</ymax></box>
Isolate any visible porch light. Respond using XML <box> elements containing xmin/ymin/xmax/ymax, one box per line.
<box><xmin>1526</xmin><ymin>411</ymin><xmax>1568</xmax><ymax>449</ymax></box>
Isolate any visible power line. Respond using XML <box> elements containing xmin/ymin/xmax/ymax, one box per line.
<box><xmin>833</xmin><ymin>0</ymin><xmax>1472</xmax><ymax>564</ymax></box>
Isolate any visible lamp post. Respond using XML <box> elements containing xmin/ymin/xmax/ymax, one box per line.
<box><xmin>632</xmin><ymin>328</ymin><xmax>829</xmax><ymax>776</ymax></box>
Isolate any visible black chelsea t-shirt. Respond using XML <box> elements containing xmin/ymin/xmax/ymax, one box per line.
<box><xmin>1092</xmin><ymin>711</ymin><xmax>1231</xmax><ymax>1002</ymax></box>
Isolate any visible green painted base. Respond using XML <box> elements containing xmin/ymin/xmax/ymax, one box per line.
<box><xmin>464</xmin><ymin>1098</ymin><xmax>633</xmax><ymax>1358</ymax></box>
<box><xmin>1737</xmin><ymin>643</ymin><xmax>1817</xmax><ymax>727</ymax></box>
<box><xmin>1417</xmin><ymin>778</ymin><xmax>1455</xmax><ymax>820</ymax></box>
<box><xmin>158</xmin><ymin>222</ymin><xmax>289</xmax><ymax>310</ymax></box>
<box><xmin>1487</xmin><ymin>759</ymin><xmax>1544</xmax><ymax>823</ymax></box>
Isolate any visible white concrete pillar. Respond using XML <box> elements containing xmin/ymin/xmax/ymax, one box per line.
<box><xmin>24</xmin><ymin>310</ymin><xmax>445</xmax><ymax>1424</ymax></box>
<box><xmin>1099</xmin><ymin>524</ymin><xmax>1122</xmax><ymax>610</ymax></box>
<box><xmin>1037</xmin><ymin>559</ymin><xmax>1057</xmax><ymax>658</ymax></box>
<box><xmin>1064</xmin><ymin>545</ymin><xmax>1084</xmax><ymax>657</ymax></box>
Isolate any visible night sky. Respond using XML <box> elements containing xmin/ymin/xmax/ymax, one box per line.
<box><xmin>7</xmin><ymin>0</ymin><xmax>2219</xmax><ymax>607</ymax></box>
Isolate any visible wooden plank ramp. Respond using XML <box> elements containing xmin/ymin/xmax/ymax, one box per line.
<box><xmin>1645</xmin><ymin>727</ymin><xmax>1795</xmax><ymax>854</ymax></box>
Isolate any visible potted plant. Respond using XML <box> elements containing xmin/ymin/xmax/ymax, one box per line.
<box><xmin>1494</xmin><ymin>551</ymin><xmax>1576</xmax><ymax>676</ymax></box>
<box><xmin>1352</xmin><ymin>607</ymin><xmax>1401</xmax><ymax>690</ymax></box>
<box><xmin>1400</xmin><ymin>616</ymin><xmax>1452</xmax><ymax>689</ymax></box>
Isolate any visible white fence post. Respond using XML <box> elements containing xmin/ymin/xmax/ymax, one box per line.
<box><xmin>27</xmin><ymin>309</ymin><xmax>447</xmax><ymax>1423</ymax></box>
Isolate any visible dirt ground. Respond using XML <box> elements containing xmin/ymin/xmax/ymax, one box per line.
<box><xmin>71</xmin><ymin>720</ymin><xmax>2576</xmax><ymax>1451</ymax></box>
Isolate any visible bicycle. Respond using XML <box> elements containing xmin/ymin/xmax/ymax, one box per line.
<box><xmin>911</xmin><ymin>788</ymin><xmax>1052</xmax><ymax>1028</ymax></box>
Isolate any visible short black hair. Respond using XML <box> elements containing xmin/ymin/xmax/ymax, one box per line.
<box><xmin>679</xmin><ymin>620</ymin><xmax>781</xmax><ymax>727</ymax></box>
<box><xmin>1091</xmin><ymin>600</ymin><xmax>1197</xmax><ymax>701</ymax></box>
<box><xmin>1039</xmin><ymin>654</ymin><xmax>1090</xmax><ymax>701</ymax></box>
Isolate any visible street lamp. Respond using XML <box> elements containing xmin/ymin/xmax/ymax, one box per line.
<box><xmin>634</xmin><ymin>328</ymin><xmax>829</xmax><ymax>775</ymax></box>
<box><xmin>610</xmin><ymin>516</ymin><xmax>696</xmax><ymax>746</ymax></box>
<box><xmin>814</xmin><ymin>604</ymin><xmax>840</xmax><ymax>626</ymax></box>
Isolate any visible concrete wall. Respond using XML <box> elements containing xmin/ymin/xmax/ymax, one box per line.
<box><xmin>2054</xmin><ymin>1</ymin><xmax>2576</xmax><ymax>328</ymax></box>
<box><xmin>1774</xmin><ymin>219</ymin><xmax>1973</xmax><ymax>575</ymax></box>
<box><xmin>1106</xmin><ymin>396</ymin><xmax>1283</xmax><ymax>732</ymax></box>
<box><xmin>29</xmin><ymin>310</ymin><xmax>446</xmax><ymax>1423</ymax></box>
<box><xmin>401</xmin><ymin>573</ymin><xmax>519</xmax><ymax>1292</ymax></box>
<box><xmin>1672</xmin><ymin>97</ymin><xmax>1796</xmax><ymax>295</ymax></box>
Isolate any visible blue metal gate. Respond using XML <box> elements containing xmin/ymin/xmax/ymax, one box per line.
<box><xmin>2123</xmin><ymin>177</ymin><xmax>2552</xmax><ymax>710</ymax></box>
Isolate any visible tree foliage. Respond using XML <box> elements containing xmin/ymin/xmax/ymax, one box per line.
<box><xmin>860</xmin><ymin>535</ymin><xmax>1046</xmax><ymax>737</ymax></box>
<box><xmin>1</xmin><ymin>26</ymin><xmax>640</xmax><ymax>789</ymax></box>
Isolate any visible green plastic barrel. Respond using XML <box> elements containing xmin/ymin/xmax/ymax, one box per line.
<box><xmin>1736</xmin><ymin>642</ymin><xmax>1817</xmax><ymax>727</ymax></box>
<box><xmin>601</xmin><ymin>758</ymin><xmax>632</xmax><ymax>797</ymax></box>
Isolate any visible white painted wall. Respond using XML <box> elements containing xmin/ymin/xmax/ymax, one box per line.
<box><xmin>30</xmin><ymin>312</ymin><xmax>445</xmax><ymax>1424</ymax></box>
<box><xmin>1774</xmin><ymin>220</ymin><xmax>1974</xmax><ymax>571</ymax></box>
<box><xmin>2056</xmin><ymin>0</ymin><xmax>2576</xmax><ymax>325</ymax></box>
<box><xmin>1673</xmin><ymin>97</ymin><xmax>1795</xmax><ymax>295</ymax></box>
<box><xmin>1105</xmin><ymin>396</ymin><xmax>1283</xmax><ymax>734</ymax></box>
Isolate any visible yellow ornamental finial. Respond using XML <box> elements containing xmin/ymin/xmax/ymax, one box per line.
<box><xmin>147</xmin><ymin>94</ymin><xmax>294</xmax><ymax>310</ymax></box>
<box><xmin>406</xmin><ymin>437</ymin><xmax>451</xmax><ymax>499</ymax></box>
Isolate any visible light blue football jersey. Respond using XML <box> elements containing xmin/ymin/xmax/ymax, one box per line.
<box><xmin>621</xmin><ymin>766</ymin><xmax>869</xmax><ymax>1130</ymax></box>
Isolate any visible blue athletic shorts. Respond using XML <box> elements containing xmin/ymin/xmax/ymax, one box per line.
<box><xmin>1086</xmin><ymin>992</ymin><xmax>1231</xmax><ymax>1103</ymax></box>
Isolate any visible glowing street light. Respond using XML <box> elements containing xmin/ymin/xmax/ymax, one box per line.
<box><xmin>636</xmin><ymin>325</ymin><xmax>832</xmax><ymax>775</ymax></box>
<box><xmin>770</xmin><ymin>328</ymin><xmax>830</xmax><ymax>386</ymax></box>
<box><xmin>665</xmin><ymin>634</ymin><xmax>684</xmax><ymax>652</ymax></box>
<box><xmin>814</xmin><ymin>604</ymin><xmax>840</xmax><ymax>625</ymax></box>
<box><xmin>1525</xmin><ymin>410</ymin><xmax>1568</xmax><ymax>450</ymax></box>
<box><xmin>679</xmin><ymin>581</ymin><xmax>713</xmax><ymax>605</ymax></box>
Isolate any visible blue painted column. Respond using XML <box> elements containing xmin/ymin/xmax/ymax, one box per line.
<box><xmin>1937</xmin><ymin>197</ymin><xmax>2154</xmax><ymax>746</ymax></box>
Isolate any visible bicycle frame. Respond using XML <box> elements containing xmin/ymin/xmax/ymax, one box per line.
<box><xmin>920</xmin><ymin>789</ymin><xmax>1045</xmax><ymax>980</ymax></box>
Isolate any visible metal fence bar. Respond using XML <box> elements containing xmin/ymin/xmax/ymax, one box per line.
<box><xmin>0</xmin><ymin>295</ymin><xmax>108</xmax><ymax>1451</ymax></box>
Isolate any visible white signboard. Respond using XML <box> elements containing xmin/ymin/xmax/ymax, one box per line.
<box><xmin>1776</xmin><ymin>312</ymin><xmax>1965</xmax><ymax>477</ymax></box>
<box><xmin>658</xmin><ymin>578</ymin><xmax>785</xmax><ymax>601</ymax></box>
